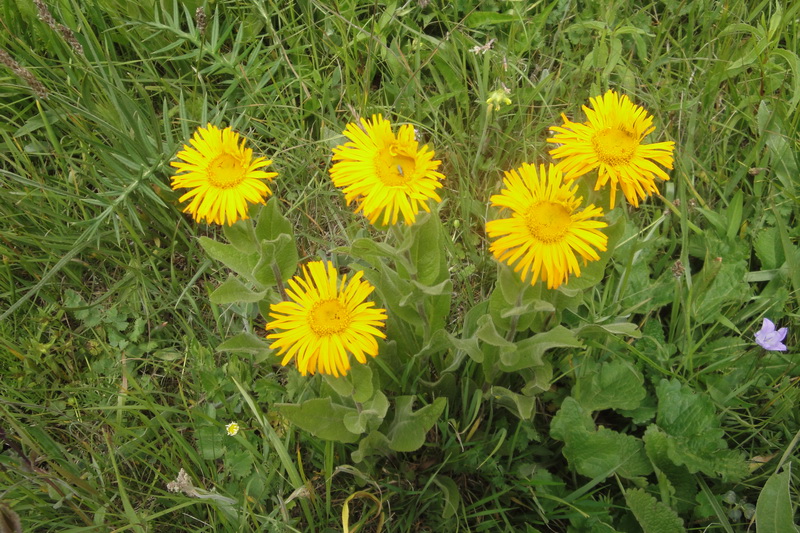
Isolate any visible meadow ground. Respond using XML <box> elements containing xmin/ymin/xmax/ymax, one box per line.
<box><xmin>1</xmin><ymin>0</ymin><xmax>799</xmax><ymax>531</ymax></box>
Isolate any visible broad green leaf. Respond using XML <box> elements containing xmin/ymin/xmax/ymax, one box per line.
<box><xmin>210</xmin><ymin>276</ymin><xmax>268</xmax><ymax>304</ymax></box>
<box><xmin>252</xmin><ymin>234</ymin><xmax>299</xmax><ymax>286</ymax></box>
<box><xmin>343</xmin><ymin>391</ymin><xmax>388</xmax><ymax>435</ymax></box>
<box><xmin>643</xmin><ymin>426</ymin><xmax>697</xmax><ymax>514</ymax></box>
<box><xmin>199</xmin><ymin>236</ymin><xmax>259</xmax><ymax>281</ymax></box>
<box><xmin>550</xmin><ymin>397</ymin><xmax>594</xmax><ymax>441</ymax></box>
<box><xmin>486</xmin><ymin>386</ymin><xmax>536</xmax><ymax>420</ymax></box>
<box><xmin>350</xmin><ymin>364</ymin><xmax>374</xmax><ymax>404</ymax></box>
<box><xmin>224</xmin><ymin>448</ymin><xmax>254</xmax><ymax>479</ymax></box>
<box><xmin>475</xmin><ymin>315</ymin><xmax>515</xmax><ymax>349</ymax></box>
<box><xmin>497</xmin><ymin>262</ymin><xmax>540</xmax><ymax>306</ymax></box>
<box><xmin>552</xmin><ymin>398</ymin><xmax>652</xmax><ymax>480</ymax></box>
<box><xmin>754</xmin><ymin>227</ymin><xmax>785</xmax><ymax>270</ymax></box>
<box><xmin>573</xmin><ymin>360</ymin><xmax>646</xmax><ymax>412</ymax></box>
<box><xmin>655</xmin><ymin>379</ymin><xmax>748</xmax><ymax>481</ymax></box>
<box><xmin>351</xmin><ymin>430</ymin><xmax>392</xmax><ymax>463</ymax></box>
<box><xmin>386</xmin><ymin>396</ymin><xmax>446</xmax><ymax>452</ymax></box>
<box><xmin>254</xmin><ymin>197</ymin><xmax>292</xmax><ymax>241</ymax></box>
<box><xmin>562</xmin><ymin>427</ymin><xmax>652</xmax><ymax>480</ymax></box>
<box><xmin>756</xmin><ymin>468</ymin><xmax>799</xmax><ymax>533</ymax></box>
<box><xmin>409</xmin><ymin>212</ymin><xmax>444</xmax><ymax>285</ymax></box>
<box><xmin>499</xmin><ymin>326</ymin><xmax>582</xmax><ymax>372</ymax></box>
<box><xmin>275</xmin><ymin>398</ymin><xmax>360</xmax><ymax>443</ymax></box>
<box><xmin>223</xmin><ymin>218</ymin><xmax>256</xmax><ymax>253</ymax></box>
<box><xmin>432</xmin><ymin>475</ymin><xmax>462</xmax><ymax>519</ymax></box>
<box><xmin>757</xmin><ymin>101</ymin><xmax>798</xmax><ymax>194</ymax></box>
<box><xmin>216</xmin><ymin>332</ymin><xmax>271</xmax><ymax>355</ymax></box>
<box><xmin>625</xmin><ymin>488</ymin><xmax>686</xmax><ymax>533</ymax></box>
<box><xmin>195</xmin><ymin>425</ymin><xmax>226</xmax><ymax>460</ymax></box>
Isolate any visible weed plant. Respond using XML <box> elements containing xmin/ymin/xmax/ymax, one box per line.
<box><xmin>1</xmin><ymin>0</ymin><xmax>798</xmax><ymax>531</ymax></box>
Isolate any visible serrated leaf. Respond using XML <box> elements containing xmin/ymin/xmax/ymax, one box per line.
<box><xmin>655</xmin><ymin>379</ymin><xmax>748</xmax><ymax>481</ymax></box>
<box><xmin>552</xmin><ymin>398</ymin><xmax>652</xmax><ymax>480</ymax></box>
<box><xmin>625</xmin><ymin>488</ymin><xmax>686</xmax><ymax>533</ymax></box>
<box><xmin>386</xmin><ymin>396</ymin><xmax>446</xmax><ymax>452</ymax></box>
<box><xmin>565</xmin><ymin>427</ymin><xmax>652</xmax><ymax>480</ymax></box>
<box><xmin>643</xmin><ymin>426</ymin><xmax>697</xmax><ymax>514</ymax></box>
<box><xmin>210</xmin><ymin>276</ymin><xmax>268</xmax><ymax>304</ymax></box>
<box><xmin>275</xmin><ymin>398</ymin><xmax>360</xmax><ymax>443</ymax></box>
<box><xmin>224</xmin><ymin>448</ymin><xmax>254</xmax><ymax>479</ymax></box>
<box><xmin>550</xmin><ymin>397</ymin><xmax>594</xmax><ymax>441</ymax></box>
<box><xmin>756</xmin><ymin>467</ymin><xmax>799</xmax><ymax>533</ymax></box>
<box><xmin>573</xmin><ymin>360</ymin><xmax>646</xmax><ymax>411</ymax></box>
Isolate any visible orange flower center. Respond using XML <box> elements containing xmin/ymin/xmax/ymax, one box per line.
<box><xmin>375</xmin><ymin>142</ymin><xmax>416</xmax><ymax>186</ymax></box>
<box><xmin>591</xmin><ymin>127</ymin><xmax>637</xmax><ymax>166</ymax></box>
<box><xmin>525</xmin><ymin>201</ymin><xmax>572</xmax><ymax>243</ymax></box>
<box><xmin>309</xmin><ymin>299</ymin><xmax>351</xmax><ymax>336</ymax></box>
<box><xmin>207</xmin><ymin>153</ymin><xmax>246</xmax><ymax>188</ymax></box>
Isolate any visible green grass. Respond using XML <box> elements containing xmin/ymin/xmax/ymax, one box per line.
<box><xmin>1</xmin><ymin>0</ymin><xmax>799</xmax><ymax>531</ymax></box>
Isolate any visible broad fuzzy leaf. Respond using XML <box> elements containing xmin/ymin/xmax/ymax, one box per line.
<box><xmin>756</xmin><ymin>468</ymin><xmax>799</xmax><ymax>533</ymax></box>
<box><xmin>625</xmin><ymin>488</ymin><xmax>686</xmax><ymax>533</ymax></box>
<box><xmin>275</xmin><ymin>398</ymin><xmax>360</xmax><ymax>443</ymax></box>
<box><xmin>573</xmin><ymin>360</ymin><xmax>646</xmax><ymax>412</ymax></box>
<box><xmin>386</xmin><ymin>396</ymin><xmax>446</xmax><ymax>452</ymax></box>
<box><xmin>655</xmin><ymin>380</ymin><xmax>748</xmax><ymax>481</ymax></box>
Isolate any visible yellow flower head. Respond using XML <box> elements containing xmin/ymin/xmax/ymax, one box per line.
<box><xmin>548</xmin><ymin>90</ymin><xmax>675</xmax><ymax>209</ymax></box>
<box><xmin>329</xmin><ymin>115</ymin><xmax>445</xmax><ymax>226</ymax></box>
<box><xmin>486</xmin><ymin>163</ymin><xmax>609</xmax><ymax>289</ymax></box>
<box><xmin>170</xmin><ymin>124</ymin><xmax>278</xmax><ymax>225</ymax></box>
<box><xmin>266</xmin><ymin>261</ymin><xmax>387</xmax><ymax>377</ymax></box>
<box><xmin>486</xmin><ymin>88</ymin><xmax>512</xmax><ymax>114</ymax></box>
<box><xmin>225</xmin><ymin>422</ymin><xmax>240</xmax><ymax>436</ymax></box>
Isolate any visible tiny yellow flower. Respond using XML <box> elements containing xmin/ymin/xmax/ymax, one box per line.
<box><xmin>486</xmin><ymin>88</ymin><xmax>512</xmax><ymax>114</ymax></box>
<box><xmin>225</xmin><ymin>422</ymin><xmax>240</xmax><ymax>436</ymax></box>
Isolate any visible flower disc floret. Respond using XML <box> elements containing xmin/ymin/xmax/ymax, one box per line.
<box><xmin>486</xmin><ymin>163</ymin><xmax>609</xmax><ymax>289</ymax></box>
<box><xmin>266</xmin><ymin>261</ymin><xmax>387</xmax><ymax>377</ymax></box>
<box><xmin>170</xmin><ymin>124</ymin><xmax>277</xmax><ymax>225</ymax></box>
<box><xmin>329</xmin><ymin>114</ymin><xmax>445</xmax><ymax>226</ymax></box>
<box><xmin>548</xmin><ymin>90</ymin><xmax>675</xmax><ymax>209</ymax></box>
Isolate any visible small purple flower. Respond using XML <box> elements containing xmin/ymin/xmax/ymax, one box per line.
<box><xmin>755</xmin><ymin>318</ymin><xmax>788</xmax><ymax>352</ymax></box>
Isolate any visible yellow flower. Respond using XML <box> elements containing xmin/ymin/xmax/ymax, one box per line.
<box><xmin>170</xmin><ymin>124</ymin><xmax>277</xmax><ymax>225</ymax></box>
<box><xmin>486</xmin><ymin>163</ymin><xmax>608</xmax><ymax>289</ymax></box>
<box><xmin>225</xmin><ymin>422</ymin><xmax>240</xmax><ymax>436</ymax></box>
<box><xmin>329</xmin><ymin>114</ymin><xmax>445</xmax><ymax>226</ymax></box>
<box><xmin>548</xmin><ymin>90</ymin><xmax>675</xmax><ymax>209</ymax></box>
<box><xmin>266</xmin><ymin>261</ymin><xmax>387</xmax><ymax>377</ymax></box>
<box><xmin>486</xmin><ymin>88</ymin><xmax>512</xmax><ymax>114</ymax></box>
